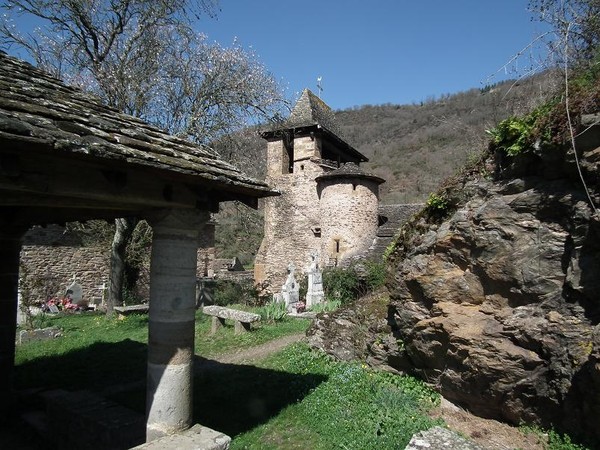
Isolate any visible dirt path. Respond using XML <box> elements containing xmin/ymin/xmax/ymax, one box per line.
<box><xmin>194</xmin><ymin>332</ymin><xmax>306</xmax><ymax>373</ymax></box>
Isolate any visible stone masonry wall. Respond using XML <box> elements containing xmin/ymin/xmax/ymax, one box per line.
<box><xmin>256</xmin><ymin>135</ymin><xmax>325</xmax><ymax>290</ymax></box>
<box><xmin>318</xmin><ymin>179</ymin><xmax>380</xmax><ymax>265</ymax></box>
<box><xmin>196</xmin><ymin>222</ymin><xmax>216</xmax><ymax>278</ymax></box>
<box><xmin>21</xmin><ymin>222</ymin><xmax>216</xmax><ymax>305</ymax></box>
<box><xmin>257</xmin><ymin>161</ymin><xmax>323</xmax><ymax>289</ymax></box>
<box><xmin>20</xmin><ymin>245</ymin><xmax>108</xmax><ymax>303</ymax></box>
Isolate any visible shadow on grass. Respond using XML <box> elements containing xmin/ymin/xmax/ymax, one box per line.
<box><xmin>192</xmin><ymin>356</ymin><xmax>327</xmax><ymax>437</ymax></box>
<box><xmin>15</xmin><ymin>339</ymin><xmax>147</xmax><ymax>391</ymax></box>
<box><xmin>15</xmin><ymin>339</ymin><xmax>327</xmax><ymax>439</ymax></box>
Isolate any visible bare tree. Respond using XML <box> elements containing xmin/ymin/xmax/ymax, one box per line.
<box><xmin>529</xmin><ymin>0</ymin><xmax>600</xmax><ymax>63</ymax></box>
<box><xmin>1</xmin><ymin>0</ymin><xmax>287</xmax><ymax>312</ymax></box>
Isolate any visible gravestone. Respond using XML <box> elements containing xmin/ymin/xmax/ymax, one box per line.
<box><xmin>280</xmin><ymin>263</ymin><xmax>300</xmax><ymax>312</ymax></box>
<box><xmin>305</xmin><ymin>252</ymin><xmax>324</xmax><ymax>308</ymax></box>
<box><xmin>66</xmin><ymin>278</ymin><xmax>85</xmax><ymax>306</ymax></box>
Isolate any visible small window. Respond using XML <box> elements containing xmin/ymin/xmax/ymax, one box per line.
<box><xmin>334</xmin><ymin>239</ymin><xmax>340</xmax><ymax>253</ymax></box>
<box><xmin>352</xmin><ymin>183</ymin><xmax>357</xmax><ymax>191</ymax></box>
<box><xmin>301</xmin><ymin>164</ymin><xmax>305</xmax><ymax>171</ymax></box>
<box><xmin>312</xmin><ymin>227</ymin><xmax>321</xmax><ymax>237</ymax></box>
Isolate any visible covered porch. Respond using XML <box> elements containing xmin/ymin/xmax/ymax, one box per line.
<box><xmin>0</xmin><ymin>52</ymin><xmax>276</xmax><ymax>443</ymax></box>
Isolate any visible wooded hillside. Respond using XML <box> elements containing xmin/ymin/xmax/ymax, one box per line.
<box><xmin>214</xmin><ymin>71</ymin><xmax>560</xmax><ymax>261</ymax></box>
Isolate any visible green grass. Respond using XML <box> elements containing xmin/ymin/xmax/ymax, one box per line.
<box><xmin>15</xmin><ymin>313</ymin><xmax>149</xmax><ymax>390</ymax></box>
<box><xmin>15</xmin><ymin>309</ymin><xmax>310</xmax><ymax>390</ymax></box>
<box><xmin>17</xmin><ymin>311</ymin><xmax>591</xmax><ymax>450</ymax></box>
<box><xmin>231</xmin><ymin>343</ymin><xmax>442</xmax><ymax>450</ymax></box>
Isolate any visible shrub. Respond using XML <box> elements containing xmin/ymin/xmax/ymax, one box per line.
<box><xmin>323</xmin><ymin>267</ymin><xmax>360</xmax><ymax>305</ymax></box>
<box><xmin>487</xmin><ymin>102</ymin><xmax>555</xmax><ymax>156</ymax></box>
<box><xmin>425</xmin><ymin>192</ymin><xmax>449</xmax><ymax>212</ymax></box>
<box><xmin>363</xmin><ymin>260</ymin><xmax>386</xmax><ymax>291</ymax></box>
<box><xmin>321</xmin><ymin>263</ymin><xmax>386</xmax><ymax>306</ymax></box>
<box><xmin>213</xmin><ymin>280</ymin><xmax>247</xmax><ymax>306</ymax></box>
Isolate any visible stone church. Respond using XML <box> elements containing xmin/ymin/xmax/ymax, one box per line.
<box><xmin>254</xmin><ymin>89</ymin><xmax>417</xmax><ymax>289</ymax></box>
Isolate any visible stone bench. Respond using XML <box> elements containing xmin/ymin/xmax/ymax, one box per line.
<box><xmin>114</xmin><ymin>304</ymin><xmax>149</xmax><ymax>316</ymax></box>
<box><xmin>202</xmin><ymin>305</ymin><xmax>261</xmax><ymax>335</ymax></box>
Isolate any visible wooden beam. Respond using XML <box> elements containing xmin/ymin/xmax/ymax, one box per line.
<box><xmin>0</xmin><ymin>151</ymin><xmax>209</xmax><ymax>210</ymax></box>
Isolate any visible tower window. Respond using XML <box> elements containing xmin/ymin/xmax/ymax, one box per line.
<box><xmin>282</xmin><ymin>136</ymin><xmax>294</xmax><ymax>174</ymax></box>
<box><xmin>334</xmin><ymin>239</ymin><xmax>340</xmax><ymax>253</ymax></box>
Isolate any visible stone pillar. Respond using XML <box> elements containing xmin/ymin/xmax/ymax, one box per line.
<box><xmin>145</xmin><ymin>209</ymin><xmax>208</xmax><ymax>441</ymax></box>
<box><xmin>0</xmin><ymin>227</ymin><xmax>25</xmax><ymax>420</ymax></box>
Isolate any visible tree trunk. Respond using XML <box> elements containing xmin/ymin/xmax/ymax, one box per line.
<box><xmin>107</xmin><ymin>217</ymin><xmax>137</xmax><ymax>316</ymax></box>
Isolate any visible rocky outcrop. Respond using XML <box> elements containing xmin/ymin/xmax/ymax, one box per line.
<box><xmin>309</xmin><ymin>122</ymin><xmax>600</xmax><ymax>443</ymax></box>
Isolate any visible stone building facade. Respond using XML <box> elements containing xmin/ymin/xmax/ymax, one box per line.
<box><xmin>254</xmin><ymin>89</ymin><xmax>385</xmax><ymax>289</ymax></box>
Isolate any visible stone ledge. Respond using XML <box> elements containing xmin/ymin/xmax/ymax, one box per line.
<box><xmin>17</xmin><ymin>326</ymin><xmax>62</xmax><ymax>344</ymax></box>
<box><xmin>405</xmin><ymin>426</ymin><xmax>484</xmax><ymax>450</ymax></box>
<box><xmin>132</xmin><ymin>424</ymin><xmax>231</xmax><ymax>450</ymax></box>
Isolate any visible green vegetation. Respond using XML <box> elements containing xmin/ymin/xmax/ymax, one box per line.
<box><xmin>258</xmin><ymin>301</ymin><xmax>288</xmax><ymax>323</ymax></box>
<box><xmin>425</xmin><ymin>192</ymin><xmax>449</xmax><ymax>212</ymax></box>
<box><xmin>363</xmin><ymin>260</ymin><xmax>387</xmax><ymax>291</ymax></box>
<box><xmin>231</xmin><ymin>343</ymin><xmax>442</xmax><ymax>450</ymax></box>
<box><xmin>487</xmin><ymin>103</ymin><xmax>555</xmax><ymax>156</ymax></box>
<box><xmin>15</xmin><ymin>312</ymin><xmax>593</xmax><ymax>449</ymax></box>
<box><xmin>322</xmin><ymin>262</ymin><xmax>387</xmax><ymax>306</ymax></box>
<box><xmin>323</xmin><ymin>267</ymin><xmax>361</xmax><ymax>305</ymax></box>
<box><xmin>520</xmin><ymin>424</ymin><xmax>591</xmax><ymax>450</ymax></box>
<box><xmin>213</xmin><ymin>279</ymin><xmax>271</xmax><ymax>308</ymax></box>
<box><xmin>310</xmin><ymin>299</ymin><xmax>342</xmax><ymax>314</ymax></box>
<box><xmin>15</xmin><ymin>313</ymin><xmax>149</xmax><ymax>391</ymax></box>
<box><xmin>15</xmin><ymin>310</ymin><xmax>310</xmax><ymax>388</ymax></box>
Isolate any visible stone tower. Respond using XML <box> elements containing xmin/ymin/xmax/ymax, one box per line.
<box><xmin>254</xmin><ymin>89</ymin><xmax>384</xmax><ymax>290</ymax></box>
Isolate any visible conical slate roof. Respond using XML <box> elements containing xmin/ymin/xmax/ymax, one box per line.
<box><xmin>262</xmin><ymin>89</ymin><xmax>368</xmax><ymax>162</ymax></box>
<box><xmin>315</xmin><ymin>162</ymin><xmax>385</xmax><ymax>184</ymax></box>
<box><xmin>286</xmin><ymin>89</ymin><xmax>341</xmax><ymax>136</ymax></box>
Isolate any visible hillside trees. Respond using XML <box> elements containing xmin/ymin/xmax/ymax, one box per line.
<box><xmin>1</xmin><ymin>0</ymin><xmax>287</xmax><ymax>312</ymax></box>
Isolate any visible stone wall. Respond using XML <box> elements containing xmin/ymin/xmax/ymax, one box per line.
<box><xmin>196</xmin><ymin>222</ymin><xmax>216</xmax><ymax>278</ymax></box>
<box><xmin>318</xmin><ymin>178</ymin><xmax>380</xmax><ymax>265</ymax></box>
<box><xmin>256</xmin><ymin>157</ymin><xmax>323</xmax><ymax>289</ymax></box>
<box><xmin>20</xmin><ymin>225</ymin><xmax>109</xmax><ymax>303</ymax></box>
<box><xmin>21</xmin><ymin>222</ymin><xmax>216</xmax><ymax>304</ymax></box>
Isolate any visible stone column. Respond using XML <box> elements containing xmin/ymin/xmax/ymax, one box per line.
<box><xmin>0</xmin><ymin>227</ymin><xmax>25</xmax><ymax>420</ymax></box>
<box><xmin>145</xmin><ymin>209</ymin><xmax>208</xmax><ymax>441</ymax></box>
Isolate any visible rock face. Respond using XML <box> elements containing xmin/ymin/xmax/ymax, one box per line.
<box><xmin>309</xmin><ymin>132</ymin><xmax>600</xmax><ymax>442</ymax></box>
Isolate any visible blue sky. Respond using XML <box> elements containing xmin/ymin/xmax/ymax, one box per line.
<box><xmin>198</xmin><ymin>1</ymin><xmax>551</xmax><ymax>110</ymax></box>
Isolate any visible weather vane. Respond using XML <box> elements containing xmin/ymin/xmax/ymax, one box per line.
<box><xmin>317</xmin><ymin>76</ymin><xmax>323</xmax><ymax>98</ymax></box>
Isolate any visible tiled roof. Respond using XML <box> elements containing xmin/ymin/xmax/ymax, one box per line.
<box><xmin>287</xmin><ymin>89</ymin><xmax>341</xmax><ymax>136</ymax></box>
<box><xmin>315</xmin><ymin>162</ymin><xmax>385</xmax><ymax>184</ymax></box>
<box><xmin>0</xmin><ymin>52</ymin><xmax>275</xmax><ymax>199</ymax></box>
<box><xmin>262</xmin><ymin>89</ymin><xmax>368</xmax><ymax>163</ymax></box>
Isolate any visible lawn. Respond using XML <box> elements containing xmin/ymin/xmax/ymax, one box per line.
<box><xmin>14</xmin><ymin>310</ymin><xmax>589</xmax><ymax>450</ymax></box>
<box><xmin>14</xmin><ymin>310</ymin><xmax>442</xmax><ymax>449</ymax></box>
<box><xmin>15</xmin><ymin>308</ymin><xmax>310</xmax><ymax>390</ymax></box>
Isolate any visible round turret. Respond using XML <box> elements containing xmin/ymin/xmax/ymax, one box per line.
<box><xmin>316</xmin><ymin>163</ymin><xmax>385</xmax><ymax>266</ymax></box>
